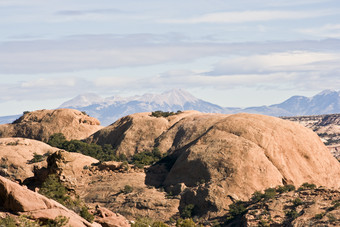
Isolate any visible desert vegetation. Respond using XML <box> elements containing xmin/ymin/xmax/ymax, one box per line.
<box><xmin>151</xmin><ymin>110</ymin><xmax>182</xmax><ymax>118</ymax></box>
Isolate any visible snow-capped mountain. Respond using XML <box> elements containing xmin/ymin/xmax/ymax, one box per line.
<box><xmin>60</xmin><ymin>89</ymin><xmax>225</xmax><ymax>125</ymax></box>
<box><xmin>2</xmin><ymin>89</ymin><xmax>340</xmax><ymax>126</ymax></box>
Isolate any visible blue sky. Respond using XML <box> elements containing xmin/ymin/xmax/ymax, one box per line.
<box><xmin>1</xmin><ymin>0</ymin><xmax>340</xmax><ymax>116</ymax></box>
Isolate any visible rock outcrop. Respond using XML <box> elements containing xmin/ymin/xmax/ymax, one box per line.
<box><xmin>0</xmin><ymin>175</ymin><xmax>100</xmax><ymax>226</ymax></box>
<box><xmin>86</xmin><ymin>111</ymin><xmax>199</xmax><ymax>156</ymax></box>
<box><xmin>87</xmin><ymin>111</ymin><xmax>340</xmax><ymax>218</ymax></box>
<box><xmin>0</xmin><ymin>138</ymin><xmax>59</xmax><ymax>182</ymax></box>
<box><xmin>0</xmin><ymin>109</ymin><xmax>103</xmax><ymax>142</ymax></box>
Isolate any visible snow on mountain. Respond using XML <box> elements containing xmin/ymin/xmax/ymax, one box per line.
<box><xmin>60</xmin><ymin>89</ymin><xmax>224</xmax><ymax>125</ymax></box>
<box><xmin>2</xmin><ymin>89</ymin><xmax>340</xmax><ymax>126</ymax></box>
<box><xmin>60</xmin><ymin>93</ymin><xmax>104</xmax><ymax>108</ymax></box>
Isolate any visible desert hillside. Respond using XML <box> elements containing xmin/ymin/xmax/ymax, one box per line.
<box><xmin>0</xmin><ymin>109</ymin><xmax>103</xmax><ymax>142</ymax></box>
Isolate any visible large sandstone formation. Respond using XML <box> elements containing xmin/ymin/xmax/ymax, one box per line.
<box><xmin>0</xmin><ymin>175</ymin><xmax>100</xmax><ymax>227</ymax></box>
<box><xmin>0</xmin><ymin>138</ymin><xmax>59</xmax><ymax>182</ymax></box>
<box><xmin>88</xmin><ymin>111</ymin><xmax>340</xmax><ymax>218</ymax></box>
<box><xmin>86</xmin><ymin>111</ymin><xmax>199</xmax><ymax>156</ymax></box>
<box><xmin>0</xmin><ymin>109</ymin><xmax>103</xmax><ymax>142</ymax></box>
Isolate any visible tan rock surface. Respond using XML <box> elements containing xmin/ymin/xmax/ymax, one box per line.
<box><xmin>0</xmin><ymin>176</ymin><xmax>100</xmax><ymax>227</ymax></box>
<box><xmin>0</xmin><ymin>108</ymin><xmax>103</xmax><ymax>142</ymax></box>
<box><xmin>86</xmin><ymin>111</ymin><xmax>199</xmax><ymax>156</ymax></box>
<box><xmin>155</xmin><ymin>113</ymin><xmax>340</xmax><ymax>216</ymax></box>
<box><xmin>0</xmin><ymin>137</ymin><xmax>59</xmax><ymax>182</ymax></box>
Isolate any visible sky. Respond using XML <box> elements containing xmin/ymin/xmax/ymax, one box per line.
<box><xmin>1</xmin><ymin>0</ymin><xmax>340</xmax><ymax>116</ymax></box>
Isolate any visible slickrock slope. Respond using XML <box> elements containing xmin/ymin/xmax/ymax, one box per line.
<box><xmin>0</xmin><ymin>176</ymin><xmax>100</xmax><ymax>227</ymax></box>
<box><xmin>0</xmin><ymin>109</ymin><xmax>103</xmax><ymax>142</ymax></box>
<box><xmin>0</xmin><ymin>138</ymin><xmax>59</xmax><ymax>182</ymax></box>
<box><xmin>88</xmin><ymin>111</ymin><xmax>340</xmax><ymax>218</ymax></box>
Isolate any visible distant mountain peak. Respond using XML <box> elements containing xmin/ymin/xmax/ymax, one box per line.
<box><xmin>60</xmin><ymin>93</ymin><xmax>104</xmax><ymax>108</ymax></box>
<box><xmin>316</xmin><ymin>89</ymin><xmax>338</xmax><ymax>96</ymax></box>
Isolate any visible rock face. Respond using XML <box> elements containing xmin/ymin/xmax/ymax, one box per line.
<box><xmin>0</xmin><ymin>138</ymin><xmax>59</xmax><ymax>182</ymax></box>
<box><xmin>0</xmin><ymin>109</ymin><xmax>103</xmax><ymax>142</ymax></box>
<box><xmin>89</xmin><ymin>111</ymin><xmax>340</xmax><ymax>218</ymax></box>
<box><xmin>0</xmin><ymin>176</ymin><xmax>100</xmax><ymax>227</ymax></box>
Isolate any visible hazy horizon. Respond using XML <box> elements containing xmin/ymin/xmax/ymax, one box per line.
<box><xmin>1</xmin><ymin>0</ymin><xmax>340</xmax><ymax>116</ymax></box>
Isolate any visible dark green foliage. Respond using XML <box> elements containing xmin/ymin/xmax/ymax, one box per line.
<box><xmin>299</xmin><ymin>182</ymin><xmax>316</xmax><ymax>190</ymax></box>
<box><xmin>151</xmin><ymin>110</ymin><xmax>182</xmax><ymax>118</ymax></box>
<box><xmin>39</xmin><ymin>174</ymin><xmax>70</xmax><ymax>205</ymax></box>
<box><xmin>0</xmin><ymin>216</ymin><xmax>17</xmax><ymax>227</ymax></box>
<box><xmin>276</xmin><ymin>184</ymin><xmax>295</xmax><ymax>193</ymax></box>
<box><xmin>132</xmin><ymin>148</ymin><xmax>165</xmax><ymax>168</ymax></box>
<box><xmin>47</xmin><ymin>133</ymin><xmax>119</xmax><ymax>162</ymax></box>
<box><xmin>251</xmin><ymin>191</ymin><xmax>263</xmax><ymax>203</ymax></box>
<box><xmin>292</xmin><ymin>198</ymin><xmax>303</xmax><ymax>207</ymax></box>
<box><xmin>285</xmin><ymin>209</ymin><xmax>299</xmax><ymax>220</ymax></box>
<box><xmin>176</xmin><ymin>218</ymin><xmax>197</xmax><ymax>227</ymax></box>
<box><xmin>181</xmin><ymin>204</ymin><xmax>195</xmax><ymax>219</ymax></box>
<box><xmin>80</xmin><ymin>206</ymin><xmax>94</xmax><ymax>223</ymax></box>
<box><xmin>314</xmin><ymin>212</ymin><xmax>325</xmax><ymax>220</ymax></box>
<box><xmin>122</xmin><ymin>185</ymin><xmax>133</xmax><ymax>194</ymax></box>
<box><xmin>228</xmin><ymin>201</ymin><xmax>247</xmax><ymax>217</ymax></box>
<box><xmin>263</xmin><ymin>188</ymin><xmax>276</xmax><ymax>200</ymax></box>
<box><xmin>43</xmin><ymin>215</ymin><xmax>69</xmax><ymax>227</ymax></box>
<box><xmin>48</xmin><ymin>133</ymin><xmax>67</xmax><ymax>148</ymax></box>
<box><xmin>28</xmin><ymin>152</ymin><xmax>44</xmax><ymax>164</ymax></box>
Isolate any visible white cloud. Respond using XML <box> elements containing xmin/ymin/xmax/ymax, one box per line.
<box><xmin>299</xmin><ymin>24</ymin><xmax>340</xmax><ymax>38</ymax></box>
<box><xmin>163</xmin><ymin>10</ymin><xmax>334</xmax><ymax>24</ymax></box>
<box><xmin>210</xmin><ymin>51</ymin><xmax>340</xmax><ymax>75</ymax></box>
<box><xmin>1</xmin><ymin>35</ymin><xmax>340</xmax><ymax>74</ymax></box>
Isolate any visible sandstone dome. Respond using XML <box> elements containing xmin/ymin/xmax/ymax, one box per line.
<box><xmin>88</xmin><ymin>111</ymin><xmax>340</xmax><ymax>217</ymax></box>
<box><xmin>0</xmin><ymin>109</ymin><xmax>103</xmax><ymax>142</ymax></box>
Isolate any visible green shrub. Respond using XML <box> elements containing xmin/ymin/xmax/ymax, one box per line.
<box><xmin>292</xmin><ymin>198</ymin><xmax>303</xmax><ymax>207</ymax></box>
<box><xmin>263</xmin><ymin>188</ymin><xmax>276</xmax><ymax>200</ymax></box>
<box><xmin>43</xmin><ymin>215</ymin><xmax>69</xmax><ymax>227</ymax></box>
<box><xmin>80</xmin><ymin>206</ymin><xmax>94</xmax><ymax>223</ymax></box>
<box><xmin>181</xmin><ymin>204</ymin><xmax>195</xmax><ymax>218</ymax></box>
<box><xmin>314</xmin><ymin>212</ymin><xmax>325</xmax><ymax>220</ymax></box>
<box><xmin>276</xmin><ymin>184</ymin><xmax>295</xmax><ymax>193</ymax></box>
<box><xmin>285</xmin><ymin>209</ymin><xmax>299</xmax><ymax>220</ymax></box>
<box><xmin>28</xmin><ymin>152</ymin><xmax>44</xmax><ymax>164</ymax></box>
<box><xmin>251</xmin><ymin>191</ymin><xmax>263</xmax><ymax>203</ymax></box>
<box><xmin>39</xmin><ymin>174</ymin><xmax>70</xmax><ymax>205</ymax></box>
<box><xmin>0</xmin><ymin>216</ymin><xmax>17</xmax><ymax>227</ymax></box>
<box><xmin>132</xmin><ymin>148</ymin><xmax>165</xmax><ymax>168</ymax></box>
<box><xmin>228</xmin><ymin>201</ymin><xmax>247</xmax><ymax>217</ymax></box>
<box><xmin>122</xmin><ymin>185</ymin><xmax>133</xmax><ymax>194</ymax></box>
<box><xmin>299</xmin><ymin>182</ymin><xmax>316</xmax><ymax>190</ymax></box>
<box><xmin>176</xmin><ymin>218</ymin><xmax>197</xmax><ymax>227</ymax></box>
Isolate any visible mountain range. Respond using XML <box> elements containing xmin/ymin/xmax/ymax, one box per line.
<box><xmin>1</xmin><ymin>89</ymin><xmax>340</xmax><ymax>126</ymax></box>
<box><xmin>59</xmin><ymin>89</ymin><xmax>340</xmax><ymax>125</ymax></box>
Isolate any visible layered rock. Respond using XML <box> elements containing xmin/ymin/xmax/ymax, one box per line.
<box><xmin>0</xmin><ymin>109</ymin><xmax>103</xmax><ymax>142</ymax></box>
